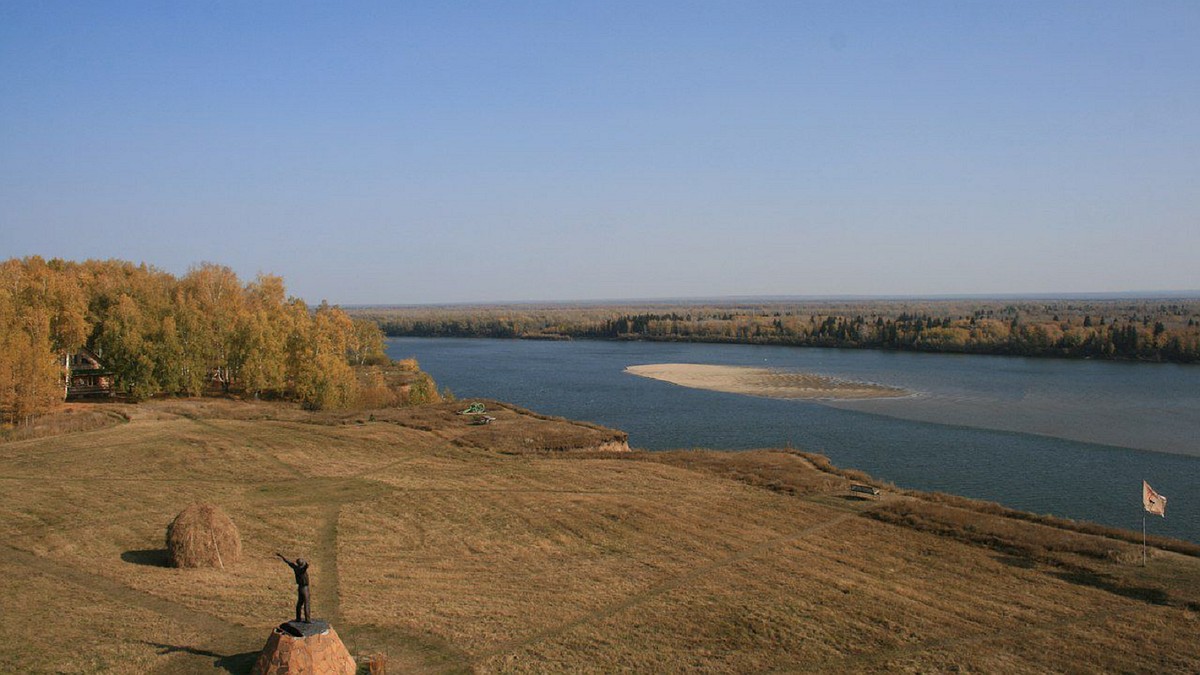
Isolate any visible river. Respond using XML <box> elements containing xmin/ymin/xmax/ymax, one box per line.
<box><xmin>386</xmin><ymin>337</ymin><xmax>1200</xmax><ymax>543</ymax></box>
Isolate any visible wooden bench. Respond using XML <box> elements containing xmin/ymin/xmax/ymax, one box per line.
<box><xmin>849</xmin><ymin>484</ymin><xmax>881</xmax><ymax>498</ymax></box>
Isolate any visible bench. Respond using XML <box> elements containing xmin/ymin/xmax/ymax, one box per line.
<box><xmin>849</xmin><ymin>484</ymin><xmax>881</xmax><ymax>497</ymax></box>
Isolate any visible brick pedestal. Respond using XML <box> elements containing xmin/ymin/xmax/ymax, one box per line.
<box><xmin>250</xmin><ymin>620</ymin><xmax>356</xmax><ymax>675</ymax></box>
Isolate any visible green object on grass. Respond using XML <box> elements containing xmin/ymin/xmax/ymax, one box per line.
<box><xmin>458</xmin><ymin>402</ymin><xmax>485</xmax><ymax>415</ymax></box>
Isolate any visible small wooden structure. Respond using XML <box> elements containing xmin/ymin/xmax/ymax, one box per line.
<box><xmin>64</xmin><ymin>348</ymin><xmax>115</xmax><ymax>399</ymax></box>
<box><xmin>850</xmin><ymin>484</ymin><xmax>881</xmax><ymax>498</ymax></box>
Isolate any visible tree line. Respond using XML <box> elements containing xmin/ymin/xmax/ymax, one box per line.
<box><xmin>353</xmin><ymin>299</ymin><xmax>1200</xmax><ymax>364</ymax></box>
<box><xmin>1</xmin><ymin>257</ymin><xmax>401</xmax><ymax>424</ymax></box>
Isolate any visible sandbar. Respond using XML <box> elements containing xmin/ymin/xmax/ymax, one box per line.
<box><xmin>625</xmin><ymin>363</ymin><xmax>909</xmax><ymax>400</ymax></box>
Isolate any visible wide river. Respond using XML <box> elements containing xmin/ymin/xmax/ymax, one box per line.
<box><xmin>387</xmin><ymin>338</ymin><xmax>1200</xmax><ymax>543</ymax></box>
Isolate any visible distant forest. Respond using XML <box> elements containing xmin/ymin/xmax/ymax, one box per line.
<box><xmin>0</xmin><ymin>257</ymin><xmax>422</xmax><ymax>425</ymax></box>
<box><xmin>353</xmin><ymin>298</ymin><xmax>1200</xmax><ymax>364</ymax></box>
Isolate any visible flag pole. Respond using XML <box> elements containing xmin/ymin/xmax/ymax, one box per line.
<box><xmin>1142</xmin><ymin>513</ymin><xmax>1146</xmax><ymax>567</ymax></box>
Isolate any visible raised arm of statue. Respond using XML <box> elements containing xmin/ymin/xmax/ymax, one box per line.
<box><xmin>276</xmin><ymin>552</ymin><xmax>295</xmax><ymax>568</ymax></box>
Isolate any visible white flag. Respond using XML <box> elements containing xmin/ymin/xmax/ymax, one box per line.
<box><xmin>1143</xmin><ymin>481</ymin><xmax>1166</xmax><ymax>517</ymax></box>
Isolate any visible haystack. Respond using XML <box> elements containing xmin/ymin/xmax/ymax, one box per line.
<box><xmin>166</xmin><ymin>503</ymin><xmax>242</xmax><ymax>569</ymax></box>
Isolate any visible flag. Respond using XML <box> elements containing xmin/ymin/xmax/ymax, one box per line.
<box><xmin>1143</xmin><ymin>480</ymin><xmax>1167</xmax><ymax>517</ymax></box>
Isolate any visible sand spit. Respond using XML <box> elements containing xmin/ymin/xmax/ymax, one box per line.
<box><xmin>625</xmin><ymin>363</ymin><xmax>909</xmax><ymax>400</ymax></box>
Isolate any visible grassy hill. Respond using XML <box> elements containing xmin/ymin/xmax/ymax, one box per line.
<box><xmin>1</xmin><ymin>399</ymin><xmax>1197</xmax><ymax>673</ymax></box>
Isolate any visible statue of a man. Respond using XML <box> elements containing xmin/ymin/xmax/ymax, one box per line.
<box><xmin>275</xmin><ymin>553</ymin><xmax>311</xmax><ymax>623</ymax></box>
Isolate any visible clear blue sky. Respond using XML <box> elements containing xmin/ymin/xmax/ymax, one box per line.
<box><xmin>2</xmin><ymin>2</ymin><xmax>1197</xmax><ymax>303</ymax></box>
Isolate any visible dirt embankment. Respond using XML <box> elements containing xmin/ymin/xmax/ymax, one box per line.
<box><xmin>364</xmin><ymin>399</ymin><xmax>632</xmax><ymax>454</ymax></box>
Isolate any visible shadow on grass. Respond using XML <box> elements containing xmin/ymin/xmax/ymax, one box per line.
<box><xmin>994</xmin><ymin>554</ymin><xmax>1036</xmax><ymax>569</ymax></box>
<box><xmin>144</xmin><ymin>642</ymin><xmax>259</xmax><ymax>674</ymax></box>
<box><xmin>1052</xmin><ymin>570</ymin><xmax>1170</xmax><ymax>605</ymax></box>
<box><xmin>121</xmin><ymin>548</ymin><xmax>170</xmax><ymax>567</ymax></box>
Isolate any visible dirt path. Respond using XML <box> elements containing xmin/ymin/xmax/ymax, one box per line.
<box><xmin>477</xmin><ymin>511</ymin><xmax>857</xmax><ymax>662</ymax></box>
<box><xmin>315</xmin><ymin>503</ymin><xmax>343</xmax><ymax>624</ymax></box>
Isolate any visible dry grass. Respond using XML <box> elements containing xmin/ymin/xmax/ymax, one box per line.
<box><xmin>1</xmin><ymin>398</ymin><xmax>1197</xmax><ymax>674</ymax></box>
<box><xmin>0</xmin><ymin>404</ymin><xmax>130</xmax><ymax>443</ymax></box>
<box><xmin>355</xmin><ymin>362</ymin><xmax>444</xmax><ymax>408</ymax></box>
<box><xmin>913</xmin><ymin>489</ymin><xmax>1200</xmax><ymax>557</ymax></box>
<box><xmin>794</xmin><ymin>450</ymin><xmax>884</xmax><ymax>485</ymax></box>
<box><xmin>641</xmin><ymin>449</ymin><xmax>846</xmax><ymax>496</ymax></box>
<box><xmin>395</xmin><ymin>358</ymin><xmax>421</xmax><ymax>372</ymax></box>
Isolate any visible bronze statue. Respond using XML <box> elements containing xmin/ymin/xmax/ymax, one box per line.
<box><xmin>275</xmin><ymin>553</ymin><xmax>310</xmax><ymax>623</ymax></box>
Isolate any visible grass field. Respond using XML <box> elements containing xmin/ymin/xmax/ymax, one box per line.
<box><xmin>1</xmin><ymin>399</ymin><xmax>1197</xmax><ymax>673</ymax></box>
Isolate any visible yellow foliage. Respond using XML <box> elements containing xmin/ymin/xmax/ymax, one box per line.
<box><xmin>0</xmin><ymin>257</ymin><xmax>396</xmax><ymax>418</ymax></box>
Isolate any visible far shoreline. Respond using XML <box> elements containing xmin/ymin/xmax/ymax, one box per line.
<box><xmin>379</xmin><ymin>332</ymin><xmax>1200</xmax><ymax>367</ymax></box>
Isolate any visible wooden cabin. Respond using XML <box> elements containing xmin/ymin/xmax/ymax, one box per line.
<box><xmin>64</xmin><ymin>348</ymin><xmax>115</xmax><ymax>399</ymax></box>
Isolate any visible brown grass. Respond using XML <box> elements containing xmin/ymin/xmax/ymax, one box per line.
<box><xmin>354</xmin><ymin>362</ymin><xmax>444</xmax><ymax>407</ymax></box>
<box><xmin>795</xmin><ymin>450</ymin><xmax>886</xmax><ymax>485</ymax></box>
<box><xmin>913</xmin><ymin>489</ymin><xmax>1200</xmax><ymax>557</ymax></box>
<box><xmin>0</xmin><ymin>405</ymin><xmax>130</xmax><ymax>443</ymax></box>
<box><xmin>795</xmin><ymin>449</ymin><xmax>1200</xmax><ymax>558</ymax></box>
<box><xmin>642</xmin><ymin>449</ymin><xmax>845</xmax><ymax>496</ymax></box>
<box><xmin>394</xmin><ymin>358</ymin><xmax>420</xmax><ymax>372</ymax></box>
<box><xmin>1</xmin><ymin>398</ymin><xmax>1197</xmax><ymax>673</ymax></box>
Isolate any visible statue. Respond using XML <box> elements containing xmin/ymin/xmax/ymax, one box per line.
<box><xmin>251</xmin><ymin>553</ymin><xmax>355</xmax><ymax>674</ymax></box>
<box><xmin>275</xmin><ymin>553</ymin><xmax>311</xmax><ymax>623</ymax></box>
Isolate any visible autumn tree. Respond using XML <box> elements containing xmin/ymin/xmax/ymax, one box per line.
<box><xmin>291</xmin><ymin>303</ymin><xmax>360</xmax><ymax>410</ymax></box>
<box><xmin>0</xmin><ymin>257</ymin><xmax>401</xmax><ymax>419</ymax></box>
<box><xmin>237</xmin><ymin>274</ymin><xmax>291</xmax><ymax>397</ymax></box>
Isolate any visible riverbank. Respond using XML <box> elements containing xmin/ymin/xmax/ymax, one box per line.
<box><xmin>625</xmin><ymin>363</ymin><xmax>910</xmax><ymax>400</ymax></box>
<box><xmin>3</xmin><ymin>398</ymin><xmax>1197</xmax><ymax>672</ymax></box>
<box><xmin>387</xmin><ymin>337</ymin><xmax>1200</xmax><ymax>542</ymax></box>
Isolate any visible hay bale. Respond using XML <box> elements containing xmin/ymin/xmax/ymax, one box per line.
<box><xmin>166</xmin><ymin>503</ymin><xmax>242</xmax><ymax>569</ymax></box>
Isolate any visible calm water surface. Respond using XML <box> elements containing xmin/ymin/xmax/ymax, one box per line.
<box><xmin>387</xmin><ymin>338</ymin><xmax>1200</xmax><ymax>543</ymax></box>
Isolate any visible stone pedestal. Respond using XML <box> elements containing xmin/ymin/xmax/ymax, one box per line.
<box><xmin>250</xmin><ymin>620</ymin><xmax>356</xmax><ymax>675</ymax></box>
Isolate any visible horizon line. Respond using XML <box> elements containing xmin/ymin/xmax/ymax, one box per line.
<box><xmin>342</xmin><ymin>290</ymin><xmax>1200</xmax><ymax>309</ymax></box>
